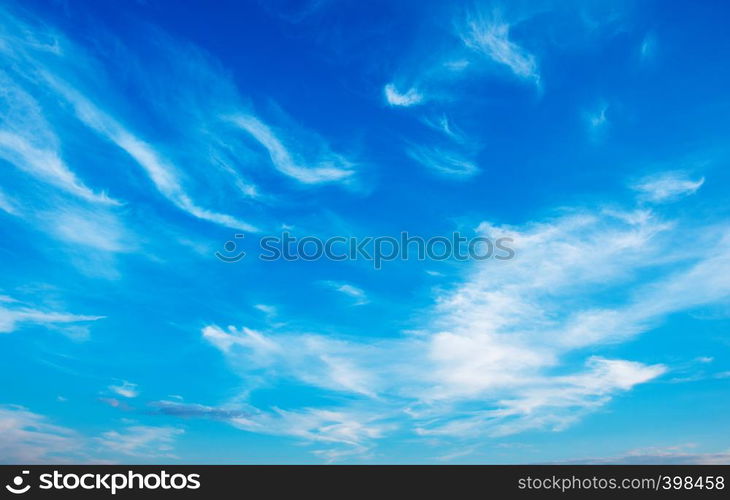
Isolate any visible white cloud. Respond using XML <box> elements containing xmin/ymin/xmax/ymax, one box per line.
<box><xmin>423</xmin><ymin>115</ymin><xmax>467</xmax><ymax>143</ymax></box>
<box><xmin>0</xmin><ymin>405</ymin><xmax>82</xmax><ymax>463</ymax></box>
<box><xmin>230</xmin><ymin>407</ymin><xmax>386</xmax><ymax>447</ymax></box>
<box><xmin>417</xmin><ymin>357</ymin><xmax>666</xmax><ymax>438</ymax></box>
<box><xmin>202</xmin><ymin>325</ymin><xmax>378</xmax><ymax>397</ymax></box>
<box><xmin>0</xmin><ymin>299</ymin><xmax>104</xmax><ymax>334</ymax></box>
<box><xmin>96</xmin><ymin>425</ymin><xmax>183</xmax><ymax>458</ymax></box>
<box><xmin>407</xmin><ymin>145</ymin><xmax>480</xmax><ymax>178</ymax></box>
<box><xmin>573</xmin><ymin>444</ymin><xmax>730</xmax><ymax>465</ymax></box>
<box><xmin>640</xmin><ymin>33</ymin><xmax>657</xmax><ymax>61</ymax></box>
<box><xmin>0</xmin><ymin>188</ymin><xmax>18</xmax><ymax>215</ymax></box>
<box><xmin>460</xmin><ymin>12</ymin><xmax>539</xmax><ymax>83</ymax></box>
<box><xmin>632</xmin><ymin>171</ymin><xmax>705</xmax><ymax>203</ymax></box>
<box><xmin>44</xmin><ymin>203</ymin><xmax>132</xmax><ymax>252</ymax></box>
<box><xmin>228</xmin><ymin>114</ymin><xmax>355</xmax><ymax>185</ymax></box>
<box><xmin>42</xmin><ymin>77</ymin><xmax>259</xmax><ymax>232</ymax></box>
<box><xmin>383</xmin><ymin>83</ymin><xmax>424</xmax><ymax>107</ymax></box>
<box><xmin>195</xmin><ymin>177</ymin><xmax>730</xmax><ymax>455</ymax></box>
<box><xmin>0</xmin><ymin>404</ymin><xmax>184</xmax><ymax>462</ymax></box>
<box><xmin>109</xmin><ymin>381</ymin><xmax>139</xmax><ymax>399</ymax></box>
<box><xmin>321</xmin><ymin>280</ymin><xmax>369</xmax><ymax>306</ymax></box>
<box><xmin>254</xmin><ymin>304</ymin><xmax>277</xmax><ymax>315</ymax></box>
<box><xmin>585</xmin><ymin>103</ymin><xmax>609</xmax><ymax>134</ymax></box>
<box><xmin>0</xmin><ymin>71</ymin><xmax>117</xmax><ymax>205</ymax></box>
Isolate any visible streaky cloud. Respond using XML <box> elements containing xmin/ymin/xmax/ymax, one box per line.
<box><xmin>632</xmin><ymin>171</ymin><xmax>705</xmax><ymax>203</ymax></box>
<box><xmin>95</xmin><ymin>425</ymin><xmax>183</xmax><ymax>458</ymax></box>
<box><xmin>228</xmin><ymin>114</ymin><xmax>355</xmax><ymax>185</ymax></box>
<box><xmin>0</xmin><ymin>71</ymin><xmax>117</xmax><ymax>205</ymax></box>
<box><xmin>0</xmin><ymin>298</ymin><xmax>104</xmax><ymax>334</ymax></box>
<box><xmin>320</xmin><ymin>280</ymin><xmax>370</xmax><ymax>305</ymax></box>
<box><xmin>0</xmin><ymin>405</ymin><xmax>81</xmax><ymax>463</ymax></box>
<box><xmin>44</xmin><ymin>76</ymin><xmax>259</xmax><ymax>232</ymax></box>
<box><xmin>407</xmin><ymin>145</ymin><xmax>480</xmax><ymax>178</ymax></box>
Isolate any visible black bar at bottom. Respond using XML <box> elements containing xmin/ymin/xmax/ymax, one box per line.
<box><xmin>1</xmin><ymin>465</ymin><xmax>728</xmax><ymax>498</ymax></box>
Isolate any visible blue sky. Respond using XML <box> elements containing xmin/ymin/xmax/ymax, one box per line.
<box><xmin>1</xmin><ymin>0</ymin><xmax>730</xmax><ymax>464</ymax></box>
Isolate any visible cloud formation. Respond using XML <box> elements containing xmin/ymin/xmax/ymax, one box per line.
<box><xmin>384</xmin><ymin>83</ymin><xmax>424</xmax><ymax>107</ymax></box>
<box><xmin>0</xmin><ymin>297</ymin><xmax>103</xmax><ymax>334</ymax></box>
<box><xmin>632</xmin><ymin>171</ymin><xmax>705</xmax><ymax>203</ymax></box>
<box><xmin>182</xmin><ymin>180</ymin><xmax>730</xmax><ymax>456</ymax></box>
<box><xmin>459</xmin><ymin>12</ymin><xmax>540</xmax><ymax>83</ymax></box>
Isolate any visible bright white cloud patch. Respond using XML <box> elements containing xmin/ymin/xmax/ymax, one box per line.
<box><xmin>108</xmin><ymin>381</ymin><xmax>139</xmax><ymax>399</ymax></box>
<box><xmin>383</xmin><ymin>83</ymin><xmax>424</xmax><ymax>107</ymax></box>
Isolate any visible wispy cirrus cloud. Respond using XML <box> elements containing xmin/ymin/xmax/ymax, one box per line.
<box><xmin>0</xmin><ymin>405</ymin><xmax>82</xmax><ymax>464</ymax></box>
<box><xmin>182</xmin><ymin>176</ymin><xmax>730</xmax><ymax>457</ymax></box>
<box><xmin>43</xmin><ymin>77</ymin><xmax>260</xmax><ymax>233</ymax></box>
<box><xmin>407</xmin><ymin>144</ymin><xmax>480</xmax><ymax>178</ymax></box>
<box><xmin>0</xmin><ymin>4</ymin><xmax>361</xmax><ymax>243</ymax></box>
<box><xmin>0</xmin><ymin>6</ymin><xmax>259</xmax><ymax>234</ymax></box>
<box><xmin>202</xmin><ymin>325</ymin><xmax>378</xmax><ymax>397</ymax></box>
<box><xmin>0</xmin><ymin>188</ymin><xmax>19</xmax><ymax>215</ymax></box>
<box><xmin>0</xmin><ymin>297</ymin><xmax>103</xmax><ymax>335</ymax></box>
<box><xmin>0</xmin><ymin>70</ymin><xmax>117</xmax><ymax>205</ymax></box>
<box><xmin>570</xmin><ymin>443</ymin><xmax>730</xmax><ymax>465</ymax></box>
<box><xmin>320</xmin><ymin>280</ymin><xmax>370</xmax><ymax>306</ymax></box>
<box><xmin>459</xmin><ymin>10</ymin><xmax>540</xmax><ymax>84</ymax></box>
<box><xmin>96</xmin><ymin>425</ymin><xmax>183</xmax><ymax>458</ymax></box>
<box><xmin>0</xmin><ymin>404</ymin><xmax>184</xmax><ymax>463</ymax></box>
<box><xmin>632</xmin><ymin>171</ymin><xmax>705</xmax><ymax>203</ymax></box>
<box><xmin>228</xmin><ymin>114</ymin><xmax>355</xmax><ymax>185</ymax></box>
<box><xmin>150</xmin><ymin>399</ymin><xmax>387</xmax><ymax>461</ymax></box>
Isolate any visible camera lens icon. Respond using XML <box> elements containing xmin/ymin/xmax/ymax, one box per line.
<box><xmin>6</xmin><ymin>471</ymin><xmax>30</xmax><ymax>494</ymax></box>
